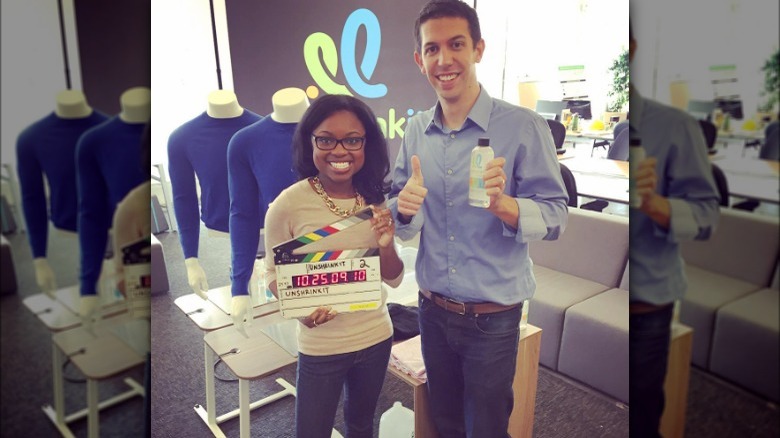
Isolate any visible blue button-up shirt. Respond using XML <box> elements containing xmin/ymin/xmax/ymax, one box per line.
<box><xmin>388</xmin><ymin>86</ymin><xmax>568</xmax><ymax>306</ymax></box>
<box><xmin>629</xmin><ymin>88</ymin><xmax>720</xmax><ymax>305</ymax></box>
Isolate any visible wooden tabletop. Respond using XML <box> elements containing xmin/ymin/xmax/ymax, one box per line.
<box><xmin>173</xmin><ymin>290</ymin><xmax>280</xmax><ymax>331</ymax></box>
<box><xmin>203</xmin><ymin>312</ymin><xmax>297</xmax><ymax>380</ymax></box>
<box><xmin>52</xmin><ymin>314</ymin><xmax>146</xmax><ymax>380</ymax></box>
<box><xmin>559</xmin><ymin>156</ymin><xmax>629</xmax><ymax>177</ymax></box>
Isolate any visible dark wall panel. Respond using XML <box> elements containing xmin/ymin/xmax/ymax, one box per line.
<box><xmin>74</xmin><ymin>0</ymin><xmax>151</xmax><ymax>115</ymax></box>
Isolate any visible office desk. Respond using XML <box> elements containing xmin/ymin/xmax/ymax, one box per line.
<box><xmin>710</xmin><ymin>157</ymin><xmax>779</xmax><ymax>204</ymax></box>
<box><xmin>388</xmin><ymin>324</ymin><xmax>542</xmax><ymax>438</ymax></box>
<box><xmin>51</xmin><ymin>314</ymin><xmax>146</xmax><ymax>438</ymax></box>
<box><xmin>559</xmin><ymin>157</ymin><xmax>630</xmax><ymax>204</ymax></box>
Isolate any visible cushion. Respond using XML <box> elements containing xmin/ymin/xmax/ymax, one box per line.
<box><xmin>529</xmin><ymin>265</ymin><xmax>610</xmax><ymax>369</ymax></box>
<box><xmin>558</xmin><ymin>288</ymin><xmax>629</xmax><ymax>402</ymax></box>
<box><xmin>709</xmin><ymin>288</ymin><xmax>779</xmax><ymax>402</ymax></box>
<box><xmin>680</xmin><ymin>265</ymin><xmax>761</xmax><ymax>367</ymax></box>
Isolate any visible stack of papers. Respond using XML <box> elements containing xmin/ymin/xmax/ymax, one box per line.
<box><xmin>390</xmin><ymin>335</ymin><xmax>427</xmax><ymax>382</ymax></box>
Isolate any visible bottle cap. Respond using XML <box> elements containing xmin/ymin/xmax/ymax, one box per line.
<box><xmin>478</xmin><ymin>137</ymin><xmax>490</xmax><ymax>146</ymax></box>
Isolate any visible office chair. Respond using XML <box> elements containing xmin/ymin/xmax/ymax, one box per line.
<box><xmin>759</xmin><ymin>121</ymin><xmax>779</xmax><ymax>160</ymax></box>
<box><xmin>606</xmin><ymin>128</ymin><xmax>630</xmax><ymax>161</ymax></box>
<box><xmin>592</xmin><ymin>120</ymin><xmax>630</xmax><ymax>157</ymax></box>
<box><xmin>546</xmin><ymin>119</ymin><xmax>566</xmax><ymax>154</ymax></box>
<box><xmin>711</xmin><ymin>163</ymin><xmax>730</xmax><ymax>207</ymax></box>
<box><xmin>559</xmin><ymin>163</ymin><xmax>578</xmax><ymax>208</ymax></box>
<box><xmin>698</xmin><ymin>120</ymin><xmax>717</xmax><ymax>155</ymax></box>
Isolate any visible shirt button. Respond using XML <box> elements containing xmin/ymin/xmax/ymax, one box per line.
<box><xmin>450</xmin><ymin>133</ymin><xmax>456</xmax><ymax>139</ymax></box>
<box><xmin>451</xmin><ymin>268</ymin><xmax>457</xmax><ymax>274</ymax></box>
<box><xmin>447</xmin><ymin>201</ymin><xmax>453</xmax><ymax>207</ymax></box>
<box><xmin>447</xmin><ymin>169</ymin><xmax>453</xmax><ymax>175</ymax></box>
<box><xmin>449</xmin><ymin>235</ymin><xmax>455</xmax><ymax>241</ymax></box>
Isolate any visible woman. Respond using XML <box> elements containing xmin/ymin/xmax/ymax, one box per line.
<box><xmin>264</xmin><ymin>94</ymin><xmax>404</xmax><ymax>438</ymax></box>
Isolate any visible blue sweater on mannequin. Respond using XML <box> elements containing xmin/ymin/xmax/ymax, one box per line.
<box><xmin>76</xmin><ymin>116</ymin><xmax>148</xmax><ymax>296</ymax></box>
<box><xmin>16</xmin><ymin>111</ymin><xmax>108</xmax><ymax>258</ymax></box>
<box><xmin>167</xmin><ymin>110</ymin><xmax>261</xmax><ymax>259</ymax></box>
<box><xmin>228</xmin><ymin>117</ymin><xmax>298</xmax><ymax>296</ymax></box>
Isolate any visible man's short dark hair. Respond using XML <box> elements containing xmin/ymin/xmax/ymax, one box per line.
<box><xmin>414</xmin><ymin>0</ymin><xmax>482</xmax><ymax>53</ymax></box>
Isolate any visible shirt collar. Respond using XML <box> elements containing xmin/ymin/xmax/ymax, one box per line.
<box><xmin>425</xmin><ymin>84</ymin><xmax>492</xmax><ymax>133</ymax></box>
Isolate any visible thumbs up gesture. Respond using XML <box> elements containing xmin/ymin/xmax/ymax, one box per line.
<box><xmin>398</xmin><ymin>155</ymin><xmax>428</xmax><ymax>219</ymax></box>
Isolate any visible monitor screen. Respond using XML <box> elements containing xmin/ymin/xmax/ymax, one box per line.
<box><xmin>565</xmin><ymin>99</ymin><xmax>592</xmax><ymax>120</ymax></box>
<box><xmin>535</xmin><ymin>100</ymin><xmax>567</xmax><ymax>121</ymax></box>
<box><xmin>687</xmin><ymin>100</ymin><xmax>716</xmax><ymax>121</ymax></box>
<box><xmin>715</xmin><ymin>99</ymin><xmax>743</xmax><ymax>120</ymax></box>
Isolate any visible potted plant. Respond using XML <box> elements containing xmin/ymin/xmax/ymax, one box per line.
<box><xmin>606</xmin><ymin>48</ymin><xmax>629</xmax><ymax>114</ymax></box>
<box><xmin>757</xmin><ymin>47</ymin><xmax>779</xmax><ymax>122</ymax></box>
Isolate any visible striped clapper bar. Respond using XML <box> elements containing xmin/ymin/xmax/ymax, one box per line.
<box><xmin>273</xmin><ymin>209</ymin><xmax>382</xmax><ymax>319</ymax></box>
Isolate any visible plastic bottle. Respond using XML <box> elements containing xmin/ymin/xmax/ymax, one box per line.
<box><xmin>571</xmin><ymin>113</ymin><xmax>579</xmax><ymax>132</ymax></box>
<box><xmin>379</xmin><ymin>401</ymin><xmax>415</xmax><ymax>438</ymax></box>
<box><xmin>469</xmin><ymin>137</ymin><xmax>494</xmax><ymax>208</ymax></box>
<box><xmin>629</xmin><ymin>137</ymin><xmax>645</xmax><ymax>209</ymax></box>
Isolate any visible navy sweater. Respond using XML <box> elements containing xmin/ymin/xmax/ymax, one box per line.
<box><xmin>76</xmin><ymin>116</ymin><xmax>148</xmax><ymax>296</ymax></box>
<box><xmin>16</xmin><ymin>111</ymin><xmax>108</xmax><ymax>257</ymax></box>
<box><xmin>228</xmin><ymin>117</ymin><xmax>298</xmax><ymax>296</ymax></box>
<box><xmin>167</xmin><ymin>110</ymin><xmax>261</xmax><ymax>258</ymax></box>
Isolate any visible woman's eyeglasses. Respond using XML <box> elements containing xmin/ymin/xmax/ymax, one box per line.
<box><xmin>312</xmin><ymin>136</ymin><xmax>365</xmax><ymax>151</ymax></box>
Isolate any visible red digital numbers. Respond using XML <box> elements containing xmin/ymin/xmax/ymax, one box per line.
<box><xmin>292</xmin><ymin>270</ymin><xmax>366</xmax><ymax>288</ymax></box>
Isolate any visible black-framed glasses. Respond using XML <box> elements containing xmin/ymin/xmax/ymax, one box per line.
<box><xmin>312</xmin><ymin>135</ymin><xmax>365</xmax><ymax>151</ymax></box>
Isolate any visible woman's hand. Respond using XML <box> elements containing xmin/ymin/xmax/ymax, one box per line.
<box><xmin>369</xmin><ymin>205</ymin><xmax>395</xmax><ymax>248</ymax></box>
<box><xmin>300</xmin><ymin>306</ymin><xmax>337</xmax><ymax>328</ymax></box>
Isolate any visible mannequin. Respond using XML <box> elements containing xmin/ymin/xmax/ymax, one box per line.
<box><xmin>16</xmin><ymin>90</ymin><xmax>108</xmax><ymax>297</ymax></box>
<box><xmin>167</xmin><ymin>90</ymin><xmax>261</xmax><ymax>300</ymax></box>
<box><xmin>228</xmin><ymin>87</ymin><xmax>309</xmax><ymax>328</ymax></box>
<box><xmin>77</xmin><ymin>87</ymin><xmax>150</xmax><ymax>320</ymax></box>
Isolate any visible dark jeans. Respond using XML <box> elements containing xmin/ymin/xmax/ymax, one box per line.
<box><xmin>418</xmin><ymin>292</ymin><xmax>521</xmax><ymax>438</ymax></box>
<box><xmin>629</xmin><ymin>304</ymin><xmax>674</xmax><ymax>438</ymax></box>
<box><xmin>295</xmin><ymin>336</ymin><xmax>392</xmax><ymax>438</ymax></box>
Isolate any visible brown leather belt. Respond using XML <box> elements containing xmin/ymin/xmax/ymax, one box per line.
<box><xmin>420</xmin><ymin>289</ymin><xmax>519</xmax><ymax>315</ymax></box>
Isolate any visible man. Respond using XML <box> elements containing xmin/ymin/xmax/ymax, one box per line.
<box><xmin>629</xmin><ymin>22</ymin><xmax>720</xmax><ymax>437</ymax></box>
<box><xmin>388</xmin><ymin>1</ymin><xmax>568</xmax><ymax>436</ymax></box>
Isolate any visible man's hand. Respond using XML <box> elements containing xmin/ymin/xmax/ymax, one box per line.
<box><xmin>397</xmin><ymin>155</ymin><xmax>428</xmax><ymax>220</ymax></box>
<box><xmin>483</xmin><ymin>157</ymin><xmax>508</xmax><ymax>208</ymax></box>
<box><xmin>635</xmin><ymin>157</ymin><xmax>671</xmax><ymax>228</ymax></box>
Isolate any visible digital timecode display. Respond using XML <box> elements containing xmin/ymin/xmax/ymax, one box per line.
<box><xmin>292</xmin><ymin>270</ymin><xmax>367</xmax><ymax>287</ymax></box>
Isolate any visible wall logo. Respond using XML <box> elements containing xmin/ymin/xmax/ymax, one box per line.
<box><xmin>303</xmin><ymin>8</ymin><xmax>421</xmax><ymax>140</ymax></box>
<box><xmin>304</xmin><ymin>8</ymin><xmax>387</xmax><ymax>99</ymax></box>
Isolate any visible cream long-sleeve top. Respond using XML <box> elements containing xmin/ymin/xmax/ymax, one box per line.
<box><xmin>264</xmin><ymin>179</ymin><xmax>401</xmax><ymax>356</ymax></box>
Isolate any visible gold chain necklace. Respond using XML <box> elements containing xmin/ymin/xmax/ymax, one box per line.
<box><xmin>310</xmin><ymin>176</ymin><xmax>364</xmax><ymax>218</ymax></box>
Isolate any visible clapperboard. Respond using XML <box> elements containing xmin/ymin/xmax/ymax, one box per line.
<box><xmin>122</xmin><ymin>236</ymin><xmax>151</xmax><ymax>319</ymax></box>
<box><xmin>273</xmin><ymin>209</ymin><xmax>382</xmax><ymax>319</ymax></box>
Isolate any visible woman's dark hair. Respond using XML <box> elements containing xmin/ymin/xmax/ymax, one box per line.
<box><xmin>292</xmin><ymin>94</ymin><xmax>390</xmax><ymax>205</ymax></box>
<box><xmin>414</xmin><ymin>0</ymin><xmax>481</xmax><ymax>54</ymax></box>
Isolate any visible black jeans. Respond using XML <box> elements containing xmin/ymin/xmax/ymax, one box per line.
<box><xmin>629</xmin><ymin>304</ymin><xmax>674</xmax><ymax>438</ymax></box>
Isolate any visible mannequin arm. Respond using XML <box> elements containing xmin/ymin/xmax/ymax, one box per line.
<box><xmin>231</xmin><ymin>295</ymin><xmax>252</xmax><ymax>331</ymax></box>
<box><xmin>185</xmin><ymin>257</ymin><xmax>209</xmax><ymax>300</ymax></box>
<box><xmin>33</xmin><ymin>258</ymin><xmax>57</xmax><ymax>298</ymax></box>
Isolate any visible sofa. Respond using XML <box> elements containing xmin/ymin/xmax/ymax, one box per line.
<box><xmin>679</xmin><ymin>208</ymin><xmax>779</xmax><ymax>402</ymax></box>
<box><xmin>528</xmin><ymin>207</ymin><xmax>630</xmax><ymax>402</ymax></box>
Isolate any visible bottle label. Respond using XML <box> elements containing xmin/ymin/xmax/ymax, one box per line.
<box><xmin>469</xmin><ymin>146</ymin><xmax>494</xmax><ymax>208</ymax></box>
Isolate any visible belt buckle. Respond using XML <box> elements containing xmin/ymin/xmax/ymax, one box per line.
<box><xmin>443</xmin><ymin>297</ymin><xmax>467</xmax><ymax>315</ymax></box>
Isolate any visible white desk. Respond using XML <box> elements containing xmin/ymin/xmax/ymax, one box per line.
<box><xmin>559</xmin><ymin>157</ymin><xmax>630</xmax><ymax>204</ymax></box>
<box><xmin>49</xmin><ymin>314</ymin><xmax>146</xmax><ymax>438</ymax></box>
<box><xmin>711</xmin><ymin>157</ymin><xmax>779</xmax><ymax>204</ymax></box>
<box><xmin>173</xmin><ymin>286</ymin><xmax>302</xmax><ymax>437</ymax></box>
